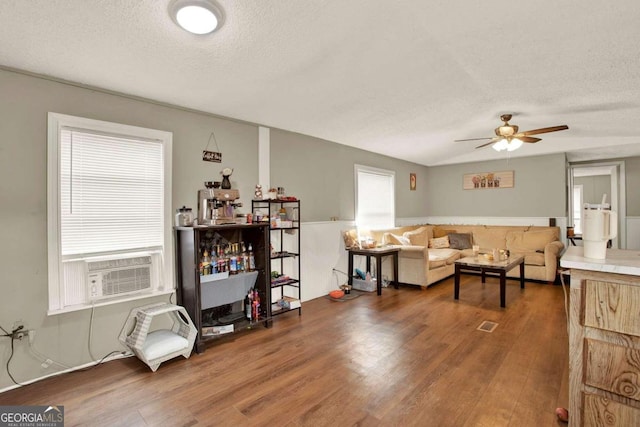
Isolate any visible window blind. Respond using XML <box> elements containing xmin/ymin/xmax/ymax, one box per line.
<box><xmin>355</xmin><ymin>166</ymin><xmax>395</xmax><ymax>229</ymax></box>
<box><xmin>60</xmin><ymin>128</ymin><xmax>164</xmax><ymax>257</ymax></box>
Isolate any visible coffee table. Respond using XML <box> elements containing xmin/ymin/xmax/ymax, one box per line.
<box><xmin>454</xmin><ymin>255</ymin><xmax>525</xmax><ymax>308</ymax></box>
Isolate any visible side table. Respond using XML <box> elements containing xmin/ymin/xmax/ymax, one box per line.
<box><xmin>347</xmin><ymin>246</ymin><xmax>400</xmax><ymax>295</ymax></box>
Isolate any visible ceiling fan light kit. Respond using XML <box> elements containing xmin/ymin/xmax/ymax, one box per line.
<box><xmin>169</xmin><ymin>0</ymin><xmax>224</xmax><ymax>35</ymax></box>
<box><xmin>492</xmin><ymin>138</ymin><xmax>523</xmax><ymax>152</ymax></box>
<box><xmin>456</xmin><ymin>113</ymin><xmax>569</xmax><ymax>152</ymax></box>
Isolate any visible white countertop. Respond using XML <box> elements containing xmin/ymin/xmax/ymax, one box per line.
<box><xmin>560</xmin><ymin>246</ymin><xmax>640</xmax><ymax>276</ymax></box>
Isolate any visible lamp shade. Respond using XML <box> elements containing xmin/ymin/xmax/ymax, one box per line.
<box><xmin>492</xmin><ymin>139</ymin><xmax>509</xmax><ymax>152</ymax></box>
<box><xmin>507</xmin><ymin>138</ymin><xmax>523</xmax><ymax>151</ymax></box>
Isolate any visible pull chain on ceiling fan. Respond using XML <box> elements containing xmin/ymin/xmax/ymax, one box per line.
<box><xmin>455</xmin><ymin>114</ymin><xmax>569</xmax><ymax>151</ymax></box>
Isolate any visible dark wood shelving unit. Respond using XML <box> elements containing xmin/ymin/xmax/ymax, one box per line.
<box><xmin>174</xmin><ymin>223</ymin><xmax>271</xmax><ymax>353</ymax></box>
<box><xmin>252</xmin><ymin>199</ymin><xmax>302</xmax><ymax>317</ymax></box>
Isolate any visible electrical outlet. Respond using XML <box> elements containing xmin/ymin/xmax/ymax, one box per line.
<box><xmin>13</xmin><ymin>330</ymin><xmax>29</xmax><ymax>340</ymax></box>
<box><xmin>41</xmin><ymin>359</ymin><xmax>53</xmax><ymax>369</ymax></box>
<box><xmin>28</xmin><ymin>329</ymin><xmax>36</xmax><ymax>344</ymax></box>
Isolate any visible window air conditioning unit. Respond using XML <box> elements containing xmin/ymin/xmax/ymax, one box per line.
<box><xmin>86</xmin><ymin>255</ymin><xmax>153</xmax><ymax>300</ymax></box>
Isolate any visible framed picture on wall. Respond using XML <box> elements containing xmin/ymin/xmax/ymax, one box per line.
<box><xmin>463</xmin><ymin>170</ymin><xmax>514</xmax><ymax>190</ymax></box>
<box><xmin>410</xmin><ymin>173</ymin><xmax>416</xmax><ymax>191</ymax></box>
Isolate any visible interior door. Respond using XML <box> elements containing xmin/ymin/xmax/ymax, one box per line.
<box><xmin>568</xmin><ymin>161</ymin><xmax>626</xmax><ymax>249</ymax></box>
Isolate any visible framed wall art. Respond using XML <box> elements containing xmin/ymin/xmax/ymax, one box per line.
<box><xmin>410</xmin><ymin>173</ymin><xmax>416</xmax><ymax>191</ymax></box>
<box><xmin>463</xmin><ymin>170</ymin><xmax>514</xmax><ymax>190</ymax></box>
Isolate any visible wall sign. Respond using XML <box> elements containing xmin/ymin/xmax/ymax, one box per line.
<box><xmin>463</xmin><ymin>170</ymin><xmax>514</xmax><ymax>189</ymax></box>
<box><xmin>202</xmin><ymin>150</ymin><xmax>222</xmax><ymax>163</ymax></box>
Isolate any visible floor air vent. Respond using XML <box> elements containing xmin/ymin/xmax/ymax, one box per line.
<box><xmin>477</xmin><ymin>320</ymin><xmax>498</xmax><ymax>333</ymax></box>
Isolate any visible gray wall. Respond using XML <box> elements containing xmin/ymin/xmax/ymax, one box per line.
<box><xmin>425</xmin><ymin>153</ymin><xmax>567</xmax><ymax>217</ymax></box>
<box><xmin>626</xmin><ymin>156</ymin><xmax>640</xmax><ymax>216</ymax></box>
<box><xmin>270</xmin><ymin>129</ymin><xmax>429</xmax><ymax>222</ymax></box>
<box><xmin>574</xmin><ymin>175</ymin><xmax>611</xmax><ymax>205</ymax></box>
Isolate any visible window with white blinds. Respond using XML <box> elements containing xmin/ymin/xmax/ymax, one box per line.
<box><xmin>355</xmin><ymin>165</ymin><xmax>395</xmax><ymax>229</ymax></box>
<box><xmin>47</xmin><ymin>113</ymin><xmax>173</xmax><ymax>313</ymax></box>
<box><xmin>60</xmin><ymin>130</ymin><xmax>164</xmax><ymax>255</ymax></box>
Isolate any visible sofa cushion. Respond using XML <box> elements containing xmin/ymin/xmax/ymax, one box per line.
<box><xmin>433</xmin><ymin>226</ymin><xmax>456</xmax><ymax>238</ymax></box>
<box><xmin>428</xmin><ymin>258</ymin><xmax>446</xmax><ymax>269</ymax></box>
<box><xmin>429</xmin><ymin>248</ymin><xmax>460</xmax><ymax>265</ymax></box>
<box><xmin>472</xmin><ymin>227</ymin><xmax>508</xmax><ymax>250</ymax></box>
<box><xmin>459</xmin><ymin>248</ymin><xmax>475</xmax><ymax>257</ymax></box>
<box><xmin>429</xmin><ymin>236</ymin><xmax>450</xmax><ymax>249</ymax></box>
<box><xmin>403</xmin><ymin>227</ymin><xmax>429</xmax><ymax>246</ymax></box>
<box><xmin>385</xmin><ymin>233</ymin><xmax>410</xmax><ymax>246</ymax></box>
<box><xmin>506</xmin><ymin>229</ymin><xmax>557</xmax><ymax>252</ymax></box>
<box><xmin>509</xmin><ymin>251</ymin><xmax>546</xmax><ymax>266</ymax></box>
<box><xmin>448</xmin><ymin>233</ymin><xmax>472</xmax><ymax>250</ymax></box>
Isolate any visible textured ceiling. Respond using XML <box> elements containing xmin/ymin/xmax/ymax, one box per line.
<box><xmin>2</xmin><ymin>0</ymin><xmax>640</xmax><ymax>166</ymax></box>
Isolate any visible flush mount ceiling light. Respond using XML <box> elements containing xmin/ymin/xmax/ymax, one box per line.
<box><xmin>169</xmin><ymin>0</ymin><xmax>224</xmax><ymax>35</ymax></box>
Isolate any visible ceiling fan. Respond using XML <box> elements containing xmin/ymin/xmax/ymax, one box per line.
<box><xmin>455</xmin><ymin>114</ymin><xmax>569</xmax><ymax>151</ymax></box>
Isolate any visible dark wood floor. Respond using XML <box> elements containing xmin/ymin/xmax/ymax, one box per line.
<box><xmin>0</xmin><ymin>275</ymin><xmax>570</xmax><ymax>426</ymax></box>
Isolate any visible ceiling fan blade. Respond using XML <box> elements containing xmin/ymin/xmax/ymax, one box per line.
<box><xmin>454</xmin><ymin>137</ymin><xmax>493</xmax><ymax>142</ymax></box>
<box><xmin>520</xmin><ymin>125</ymin><xmax>569</xmax><ymax>136</ymax></box>
<box><xmin>475</xmin><ymin>140</ymin><xmax>497</xmax><ymax>149</ymax></box>
<box><xmin>520</xmin><ymin>136</ymin><xmax>542</xmax><ymax>143</ymax></box>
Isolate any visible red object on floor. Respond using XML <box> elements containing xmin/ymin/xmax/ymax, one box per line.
<box><xmin>555</xmin><ymin>407</ymin><xmax>568</xmax><ymax>423</ymax></box>
<box><xmin>329</xmin><ymin>290</ymin><xmax>345</xmax><ymax>299</ymax></box>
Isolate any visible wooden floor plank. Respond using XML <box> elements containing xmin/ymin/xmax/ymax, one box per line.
<box><xmin>0</xmin><ymin>276</ymin><xmax>569</xmax><ymax>426</ymax></box>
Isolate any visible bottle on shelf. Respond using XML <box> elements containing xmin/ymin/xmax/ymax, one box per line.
<box><xmin>236</xmin><ymin>243</ymin><xmax>245</xmax><ymax>273</ymax></box>
<box><xmin>252</xmin><ymin>289</ymin><xmax>261</xmax><ymax>321</ymax></box>
<box><xmin>245</xmin><ymin>289</ymin><xmax>253</xmax><ymax>320</ymax></box>
<box><xmin>210</xmin><ymin>247</ymin><xmax>218</xmax><ymax>274</ymax></box>
<box><xmin>222</xmin><ymin>244</ymin><xmax>228</xmax><ymax>273</ymax></box>
<box><xmin>222</xmin><ymin>245</ymin><xmax>228</xmax><ymax>273</ymax></box>
<box><xmin>240</xmin><ymin>242</ymin><xmax>248</xmax><ymax>273</ymax></box>
<box><xmin>201</xmin><ymin>250</ymin><xmax>211</xmax><ymax>275</ymax></box>
<box><xmin>229</xmin><ymin>243</ymin><xmax>237</xmax><ymax>275</ymax></box>
<box><xmin>247</xmin><ymin>243</ymin><xmax>255</xmax><ymax>272</ymax></box>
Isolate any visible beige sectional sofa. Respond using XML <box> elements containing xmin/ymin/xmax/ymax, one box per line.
<box><xmin>343</xmin><ymin>224</ymin><xmax>564</xmax><ymax>288</ymax></box>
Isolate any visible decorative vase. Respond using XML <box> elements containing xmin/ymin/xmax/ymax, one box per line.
<box><xmin>221</xmin><ymin>175</ymin><xmax>231</xmax><ymax>189</ymax></box>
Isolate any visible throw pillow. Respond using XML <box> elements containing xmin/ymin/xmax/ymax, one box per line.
<box><xmin>429</xmin><ymin>236</ymin><xmax>450</xmax><ymax>249</ymax></box>
<box><xmin>448</xmin><ymin>233</ymin><xmax>472</xmax><ymax>249</ymax></box>
<box><xmin>342</xmin><ymin>230</ymin><xmax>358</xmax><ymax>249</ymax></box>
<box><xmin>385</xmin><ymin>233</ymin><xmax>411</xmax><ymax>246</ymax></box>
<box><xmin>403</xmin><ymin>227</ymin><xmax>428</xmax><ymax>246</ymax></box>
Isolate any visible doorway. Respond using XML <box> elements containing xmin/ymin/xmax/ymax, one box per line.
<box><xmin>568</xmin><ymin>161</ymin><xmax>626</xmax><ymax>248</ymax></box>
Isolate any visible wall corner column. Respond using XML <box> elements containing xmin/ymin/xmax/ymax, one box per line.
<box><xmin>258</xmin><ymin>126</ymin><xmax>270</xmax><ymax>191</ymax></box>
